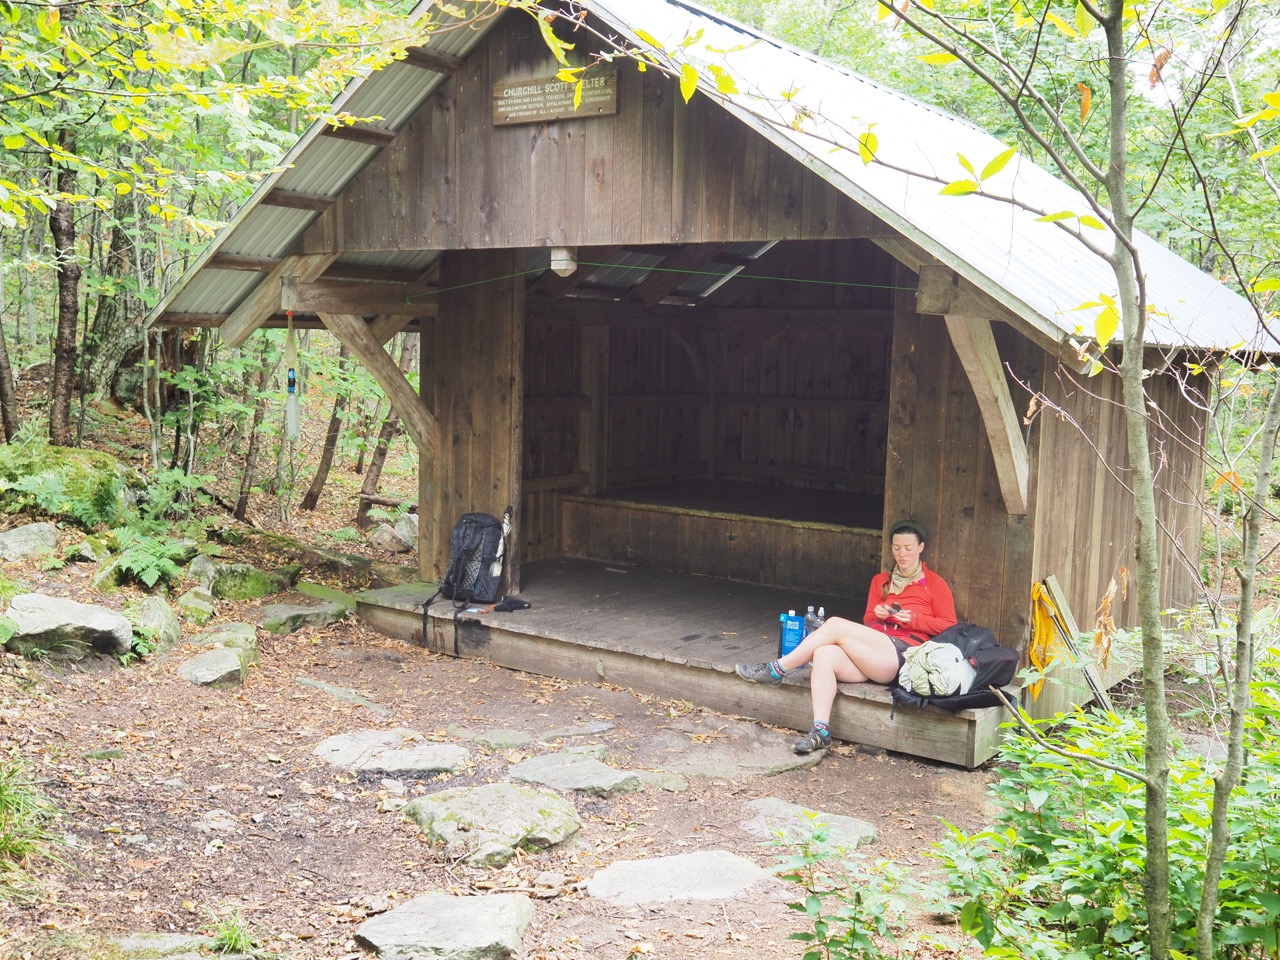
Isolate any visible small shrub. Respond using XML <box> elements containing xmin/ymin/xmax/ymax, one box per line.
<box><xmin>108</xmin><ymin>527</ymin><xmax>190</xmax><ymax>589</ymax></box>
<box><xmin>935</xmin><ymin>682</ymin><xmax>1280</xmax><ymax>960</ymax></box>
<box><xmin>776</xmin><ymin>816</ymin><xmax>953</xmax><ymax>960</ymax></box>
<box><xmin>208</xmin><ymin>907</ymin><xmax>272</xmax><ymax>957</ymax></box>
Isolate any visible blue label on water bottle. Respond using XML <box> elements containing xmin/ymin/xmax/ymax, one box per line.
<box><xmin>779</xmin><ymin>613</ymin><xmax>804</xmax><ymax>657</ymax></box>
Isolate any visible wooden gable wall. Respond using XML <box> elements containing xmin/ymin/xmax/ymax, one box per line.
<box><xmin>300</xmin><ymin>12</ymin><xmax>880</xmax><ymax>256</ymax></box>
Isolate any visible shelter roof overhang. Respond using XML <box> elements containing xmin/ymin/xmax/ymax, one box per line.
<box><xmin>145</xmin><ymin>0</ymin><xmax>1263</xmax><ymax>358</ymax></box>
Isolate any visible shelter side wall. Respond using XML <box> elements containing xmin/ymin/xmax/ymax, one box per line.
<box><xmin>421</xmin><ymin>249</ymin><xmax>526</xmax><ymax>585</ymax></box>
<box><xmin>883</xmin><ymin>265</ymin><xmax>1040</xmax><ymax>652</ymax></box>
<box><xmin>1029</xmin><ymin>358</ymin><xmax>1209</xmax><ymax>640</ymax></box>
<box><xmin>300</xmin><ymin>13</ymin><xmax>880</xmax><ymax>254</ymax></box>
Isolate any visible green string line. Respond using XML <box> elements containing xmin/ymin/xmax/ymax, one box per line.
<box><xmin>405</xmin><ymin>259</ymin><xmax>915</xmax><ymax>302</ymax></box>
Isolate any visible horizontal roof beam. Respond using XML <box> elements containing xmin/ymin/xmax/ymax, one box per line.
<box><xmin>153</xmin><ymin>312</ymin><xmax>426</xmax><ymax>333</ymax></box>
<box><xmin>402</xmin><ymin>45</ymin><xmax>463</xmax><ymax>74</ymax></box>
<box><xmin>220</xmin><ymin>253</ymin><xmax>338</xmax><ymax>347</ymax></box>
<box><xmin>321</xmin><ymin>123</ymin><xmax>397</xmax><ymax>146</ymax></box>
<box><xmin>262</xmin><ymin>188</ymin><xmax>336</xmax><ymax>212</ymax></box>
<box><xmin>281</xmin><ymin>276</ymin><xmax>439</xmax><ymax>316</ymax></box>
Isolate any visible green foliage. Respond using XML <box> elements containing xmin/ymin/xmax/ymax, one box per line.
<box><xmin>0</xmin><ymin>757</ymin><xmax>60</xmax><ymax>902</ymax></box>
<box><xmin>322</xmin><ymin>526</ymin><xmax>361</xmax><ymax>544</ymax></box>
<box><xmin>0</xmin><ymin>615</ymin><xmax>16</xmax><ymax>647</ymax></box>
<box><xmin>208</xmin><ymin>906</ymin><xmax>273</xmax><ymax>958</ymax></box>
<box><xmin>775</xmin><ymin>817</ymin><xmax>953</xmax><ymax>960</ymax></box>
<box><xmin>107</xmin><ymin>526</ymin><xmax>188</xmax><ymax>589</ymax></box>
<box><xmin>0</xmin><ymin>435</ymin><xmax>128</xmax><ymax>529</ymax></box>
<box><xmin>934</xmin><ymin>681</ymin><xmax>1280</xmax><ymax>959</ymax></box>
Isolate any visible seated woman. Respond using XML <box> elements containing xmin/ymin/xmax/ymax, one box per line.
<box><xmin>734</xmin><ymin>519</ymin><xmax>957</xmax><ymax>755</ymax></box>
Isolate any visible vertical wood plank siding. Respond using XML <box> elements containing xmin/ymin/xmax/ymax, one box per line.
<box><xmin>301</xmin><ymin>15</ymin><xmax>878</xmax><ymax>255</ymax></box>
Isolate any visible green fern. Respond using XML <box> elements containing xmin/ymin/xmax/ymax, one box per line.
<box><xmin>110</xmin><ymin>528</ymin><xmax>188</xmax><ymax>589</ymax></box>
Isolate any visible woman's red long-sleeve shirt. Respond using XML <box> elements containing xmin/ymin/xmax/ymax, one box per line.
<box><xmin>862</xmin><ymin>563</ymin><xmax>957</xmax><ymax>646</ymax></box>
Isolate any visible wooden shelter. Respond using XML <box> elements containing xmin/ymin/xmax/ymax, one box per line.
<box><xmin>149</xmin><ymin>1</ymin><xmax>1260</xmax><ymax>766</ymax></box>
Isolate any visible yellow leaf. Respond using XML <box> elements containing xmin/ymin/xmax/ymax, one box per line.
<box><xmin>1075</xmin><ymin>2</ymin><xmax>1095</xmax><ymax>37</ymax></box>
<box><xmin>940</xmin><ymin>179</ymin><xmax>979</xmax><ymax>196</ymax></box>
<box><xmin>1095</xmin><ymin>304</ymin><xmax>1120</xmax><ymax>345</ymax></box>
<box><xmin>1078</xmin><ymin>215</ymin><xmax>1106</xmax><ymax>230</ymax></box>
<box><xmin>1212</xmin><ymin>471</ymin><xmax>1243</xmax><ymax>493</ymax></box>
<box><xmin>573</xmin><ymin>81</ymin><xmax>582</xmax><ymax>111</ymax></box>
<box><xmin>857</xmin><ymin>131</ymin><xmax>878</xmax><ymax>164</ymax></box>
<box><xmin>112</xmin><ymin>114</ymin><xmax>131</xmax><ymax>132</ymax></box>
<box><xmin>918</xmin><ymin>52</ymin><xmax>958</xmax><ymax>65</ymax></box>
<box><xmin>1045</xmin><ymin>12</ymin><xmax>1078</xmax><ymax>36</ymax></box>
<box><xmin>709</xmin><ymin>65</ymin><xmax>738</xmax><ymax>95</ymax></box>
<box><xmin>1078</xmin><ymin>83</ymin><xmax>1092</xmax><ymax>122</ymax></box>
<box><xmin>679</xmin><ymin>63</ymin><xmax>698</xmax><ymax>103</ymax></box>
<box><xmin>115</xmin><ymin>182</ymin><xmax>132</xmax><ymax>194</ymax></box>
<box><xmin>2</xmin><ymin>134</ymin><xmax>24</xmax><ymax>150</ymax></box>
<box><xmin>980</xmin><ymin>146</ymin><xmax>1017</xmax><ymax>180</ymax></box>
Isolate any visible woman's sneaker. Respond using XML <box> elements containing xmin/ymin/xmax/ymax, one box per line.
<box><xmin>735</xmin><ymin>662</ymin><xmax>783</xmax><ymax>685</ymax></box>
<box><xmin>793</xmin><ymin>726</ymin><xmax>832</xmax><ymax>755</ymax></box>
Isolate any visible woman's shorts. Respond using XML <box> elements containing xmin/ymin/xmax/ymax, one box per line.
<box><xmin>889</xmin><ymin>637</ymin><xmax>911</xmax><ymax>668</ymax></box>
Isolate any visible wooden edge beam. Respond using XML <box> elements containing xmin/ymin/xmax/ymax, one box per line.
<box><xmin>207</xmin><ymin>254</ymin><xmax>284</xmax><ymax>273</ymax></box>
<box><xmin>402</xmin><ymin>45</ymin><xmax>463</xmax><ymax>74</ymax></box>
<box><xmin>943</xmin><ymin>312</ymin><xmax>1030</xmax><ymax>516</ymax></box>
<box><xmin>319</xmin><ymin>311</ymin><xmax>437</xmax><ymax>457</ymax></box>
<box><xmin>262</xmin><ymin>188</ymin><xmax>336</xmax><ymax>212</ymax></box>
<box><xmin>282</xmin><ymin>276</ymin><xmax>438</xmax><ymax>316</ymax></box>
<box><xmin>320</xmin><ymin>123</ymin><xmax>397</xmax><ymax>146</ymax></box>
<box><xmin>220</xmin><ymin>253</ymin><xmax>339</xmax><ymax>348</ymax></box>
<box><xmin>627</xmin><ymin>243</ymin><xmax>728</xmax><ymax>307</ymax></box>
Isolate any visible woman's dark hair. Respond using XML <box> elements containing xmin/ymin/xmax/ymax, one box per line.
<box><xmin>890</xmin><ymin>519</ymin><xmax>927</xmax><ymax>543</ymax></box>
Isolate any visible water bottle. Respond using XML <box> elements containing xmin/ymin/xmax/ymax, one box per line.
<box><xmin>803</xmin><ymin>605</ymin><xmax>820</xmax><ymax>636</ymax></box>
<box><xmin>779</xmin><ymin>609</ymin><xmax>804</xmax><ymax>657</ymax></box>
<box><xmin>816</xmin><ymin>606</ymin><xmax>826</xmax><ymax>628</ymax></box>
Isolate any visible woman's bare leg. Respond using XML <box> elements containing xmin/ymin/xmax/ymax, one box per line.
<box><xmin>776</xmin><ymin>616</ymin><xmax>901</xmax><ymax>685</ymax></box>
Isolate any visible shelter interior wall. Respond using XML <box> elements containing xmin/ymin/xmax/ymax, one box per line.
<box><xmin>519</xmin><ymin>239</ymin><xmax>895</xmax><ymax>593</ymax></box>
<box><xmin>301</xmin><ymin>12</ymin><xmax>878</xmax><ymax>255</ymax></box>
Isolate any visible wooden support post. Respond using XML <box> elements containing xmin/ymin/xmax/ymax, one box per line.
<box><xmin>220</xmin><ymin>254</ymin><xmax>337</xmax><ymax>348</ymax></box>
<box><xmin>317</xmin><ymin>312</ymin><xmax>437</xmax><ymax>459</ymax></box>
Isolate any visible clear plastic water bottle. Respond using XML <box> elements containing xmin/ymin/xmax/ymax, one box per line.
<box><xmin>816</xmin><ymin>606</ymin><xmax>826</xmax><ymax>628</ymax></box>
<box><xmin>803</xmin><ymin>605</ymin><xmax>820</xmax><ymax>636</ymax></box>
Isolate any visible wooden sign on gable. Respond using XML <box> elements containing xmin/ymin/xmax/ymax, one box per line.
<box><xmin>492</xmin><ymin>70</ymin><xmax>618</xmax><ymax>126</ymax></box>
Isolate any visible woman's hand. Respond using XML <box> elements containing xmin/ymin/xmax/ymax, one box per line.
<box><xmin>893</xmin><ymin>607</ymin><xmax>913</xmax><ymax>625</ymax></box>
<box><xmin>874</xmin><ymin>603</ymin><xmax>891</xmax><ymax>621</ymax></box>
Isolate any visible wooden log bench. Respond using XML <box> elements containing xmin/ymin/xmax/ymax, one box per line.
<box><xmin>356</xmin><ymin>571</ymin><xmax>1016</xmax><ymax>768</ymax></box>
<box><xmin>559</xmin><ymin>480</ymin><xmax>884</xmax><ymax>598</ymax></box>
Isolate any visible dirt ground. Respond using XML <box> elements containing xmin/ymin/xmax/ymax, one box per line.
<box><xmin>0</xmin><ymin>547</ymin><xmax>993</xmax><ymax>960</ymax></box>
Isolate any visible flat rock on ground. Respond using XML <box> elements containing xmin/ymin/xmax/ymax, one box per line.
<box><xmin>740</xmin><ymin>796</ymin><xmax>877</xmax><ymax>850</ymax></box>
<box><xmin>356</xmin><ymin>892</ymin><xmax>534</xmax><ymax>960</ymax></box>
<box><xmin>629</xmin><ymin>714</ymin><xmax>824</xmax><ymax>778</ymax></box>
<box><xmin>177</xmin><ymin>646</ymin><xmax>249</xmax><ymax>687</ymax></box>
<box><xmin>402</xmin><ymin>782</ymin><xmax>581</xmax><ymax>867</ymax></box>
<box><xmin>255</xmin><ymin>599</ymin><xmax>347</xmax><ymax>634</ymax></box>
<box><xmin>508</xmin><ymin>749</ymin><xmax>645</xmax><ymax>797</ymax></box>
<box><xmin>4</xmin><ymin>593</ymin><xmax>133</xmax><ymax>660</ymax></box>
<box><xmin>587</xmin><ymin>850</ymin><xmax>782</xmax><ymax>906</ymax></box>
<box><xmin>313</xmin><ymin>727</ymin><xmax>470</xmax><ymax>776</ymax></box>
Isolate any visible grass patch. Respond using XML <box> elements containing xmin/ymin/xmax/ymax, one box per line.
<box><xmin>0</xmin><ymin>757</ymin><xmax>60</xmax><ymax>901</ymax></box>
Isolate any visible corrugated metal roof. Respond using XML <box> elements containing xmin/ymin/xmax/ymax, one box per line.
<box><xmin>150</xmin><ymin>0</ymin><xmax>1261</xmax><ymax>353</ymax></box>
<box><xmin>152</xmin><ymin>0</ymin><xmax>493</xmax><ymax>321</ymax></box>
<box><xmin>582</xmin><ymin>0</ymin><xmax>1260</xmax><ymax>351</ymax></box>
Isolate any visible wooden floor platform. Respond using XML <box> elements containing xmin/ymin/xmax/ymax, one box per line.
<box><xmin>355</xmin><ymin>557</ymin><xmax>1013</xmax><ymax>768</ymax></box>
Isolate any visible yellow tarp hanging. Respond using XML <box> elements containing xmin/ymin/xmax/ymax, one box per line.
<box><xmin>1028</xmin><ymin>581</ymin><xmax>1066</xmax><ymax>700</ymax></box>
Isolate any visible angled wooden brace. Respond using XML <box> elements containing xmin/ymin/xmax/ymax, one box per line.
<box><xmin>219</xmin><ymin>253</ymin><xmax>339</xmax><ymax>348</ymax></box>
<box><xmin>920</xmin><ymin>265</ymin><xmax>1030</xmax><ymax>516</ymax></box>
<box><xmin>318</xmin><ymin>312</ymin><xmax>438</xmax><ymax>460</ymax></box>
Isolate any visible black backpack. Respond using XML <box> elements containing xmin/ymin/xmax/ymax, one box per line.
<box><xmin>440</xmin><ymin>511</ymin><xmax>507</xmax><ymax>604</ymax></box>
<box><xmin>421</xmin><ymin>508</ymin><xmax>511</xmax><ymax>654</ymax></box>
<box><xmin>891</xmin><ymin>622</ymin><xmax>1020</xmax><ymax>713</ymax></box>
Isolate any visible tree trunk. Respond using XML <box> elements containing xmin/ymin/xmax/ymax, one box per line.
<box><xmin>299</xmin><ymin>345</ymin><xmax>350</xmax><ymax>511</ymax></box>
<box><xmin>234</xmin><ymin>346</ymin><xmax>271</xmax><ymax>523</ymax></box>
<box><xmin>48</xmin><ymin>134</ymin><xmax>81</xmax><ymax>447</ymax></box>
<box><xmin>352</xmin><ymin>397</ymin><xmax>383</xmax><ymax>474</ymax></box>
<box><xmin>0</xmin><ymin>314</ymin><xmax>19</xmax><ymax>441</ymax></box>
<box><xmin>355</xmin><ymin>338</ymin><xmax>415</xmax><ymax>529</ymax></box>
<box><xmin>84</xmin><ymin>190</ymin><xmax>149</xmax><ymax>402</ymax></box>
